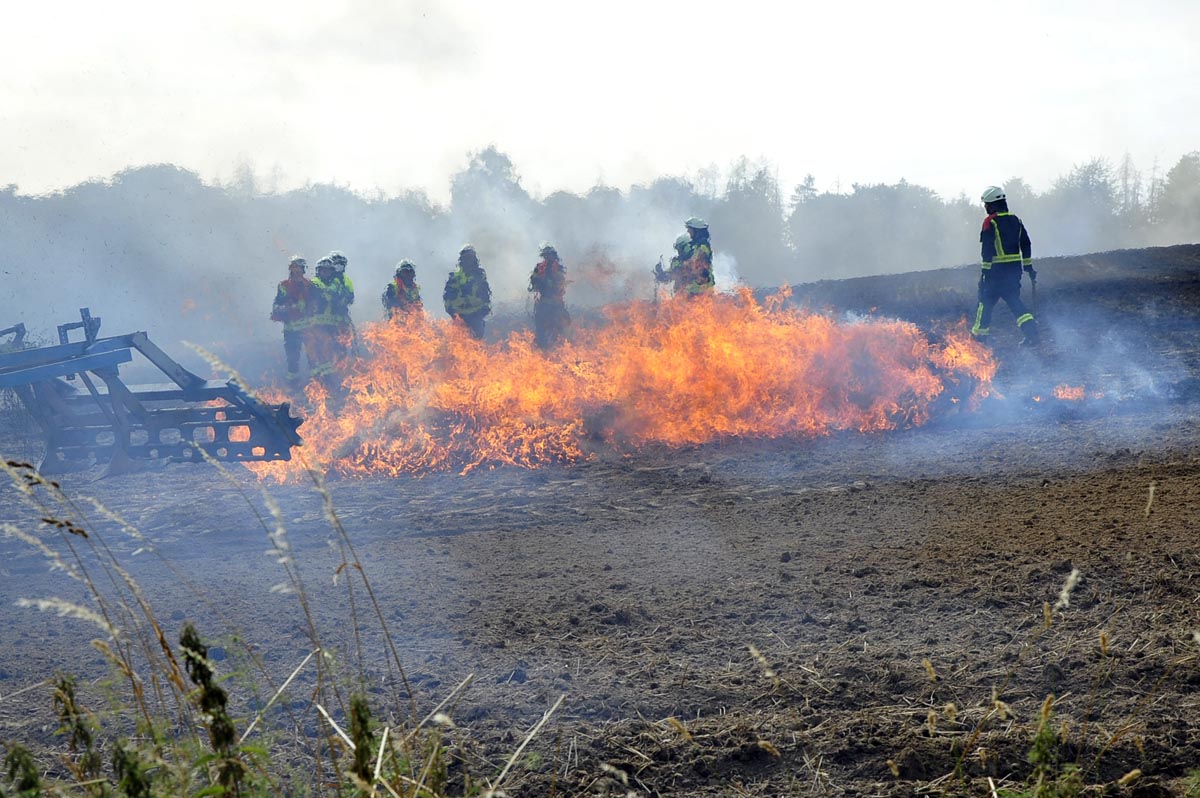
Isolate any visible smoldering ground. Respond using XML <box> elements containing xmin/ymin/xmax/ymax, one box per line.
<box><xmin>3</xmin><ymin>243</ymin><xmax>1200</xmax><ymax>796</ymax></box>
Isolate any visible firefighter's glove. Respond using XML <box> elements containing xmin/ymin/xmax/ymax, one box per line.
<box><xmin>654</xmin><ymin>263</ymin><xmax>669</xmax><ymax>283</ymax></box>
<box><xmin>1025</xmin><ymin>267</ymin><xmax>1037</xmax><ymax>282</ymax></box>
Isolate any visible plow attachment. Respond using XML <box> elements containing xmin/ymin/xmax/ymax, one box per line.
<box><xmin>0</xmin><ymin>309</ymin><xmax>303</xmax><ymax>475</ymax></box>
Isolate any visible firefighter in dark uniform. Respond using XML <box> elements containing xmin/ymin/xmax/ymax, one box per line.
<box><xmin>529</xmin><ymin>242</ymin><xmax>570</xmax><ymax>350</ymax></box>
<box><xmin>382</xmin><ymin>260</ymin><xmax>423</xmax><ymax>319</ymax></box>
<box><xmin>972</xmin><ymin>186</ymin><xmax>1039</xmax><ymax>345</ymax></box>
<box><xmin>443</xmin><ymin>244</ymin><xmax>492</xmax><ymax>339</ymax></box>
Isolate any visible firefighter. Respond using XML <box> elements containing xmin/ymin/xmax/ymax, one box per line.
<box><xmin>269</xmin><ymin>255</ymin><xmax>316</xmax><ymax>384</ymax></box>
<box><xmin>528</xmin><ymin>242</ymin><xmax>570</xmax><ymax>350</ymax></box>
<box><xmin>383</xmin><ymin>260</ymin><xmax>423</xmax><ymax>319</ymax></box>
<box><xmin>654</xmin><ymin>217</ymin><xmax>715</xmax><ymax>297</ymax></box>
<box><xmin>322</xmin><ymin>250</ymin><xmax>356</xmax><ymax>363</ymax></box>
<box><xmin>443</xmin><ymin>244</ymin><xmax>491</xmax><ymax>339</ymax></box>
<box><xmin>655</xmin><ymin>233</ymin><xmax>694</xmax><ymax>295</ymax></box>
<box><xmin>972</xmin><ymin>186</ymin><xmax>1039</xmax><ymax>346</ymax></box>
<box><xmin>307</xmin><ymin>257</ymin><xmax>339</xmax><ymax>381</ymax></box>
<box><xmin>327</xmin><ymin>250</ymin><xmax>356</xmax><ymax>340</ymax></box>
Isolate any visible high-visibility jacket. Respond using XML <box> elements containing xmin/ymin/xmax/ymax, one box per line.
<box><xmin>312</xmin><ymin>275</ymin><xmax>355</xmax><ymax>326</ymax></box>
<box><xmin>443</xmin><ymin>266</ymin><xmax>491</xmax><ymax>318</ymax></box>
<box><xmin>383</xmin><ymin>278</ymin><xmax>422</xmax><ymax>317</ymax></box>
<box><xmin>271</xmin><ymin>276</ymin><xmax>316</xmax><ymax>332</ymax></box>
<box><xmin>980</xmin><ymin>212</ymin><xmax>1032</xmax><ymax>272</ymax></box>
<box><xmin>669</xmin><ymin>240</ymin><xmax>715</xmax><ymax>296</ymax></box>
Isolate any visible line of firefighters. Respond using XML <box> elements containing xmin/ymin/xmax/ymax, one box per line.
<box><xmin>271</xmin><ymin>189</ymin><xmax>1039</xmax><ymax>387</ymax></box>
<box><xmin>270</xmin><ymin>216</ymin><xmax>716</xmax><ymax>386</ymax></box>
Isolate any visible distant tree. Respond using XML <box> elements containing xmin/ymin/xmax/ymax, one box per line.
<box><xmin>227</xmin><ymin>159</ymin><xmax>260</xmax><ymax>197</ymax></box>
<box><xmin>784</xmin><ymin>174</ymin><xmax>818</xmax><ymax>253</ymax></box>
<box><xmin>786</xmin><ymin>174</ymin><xmax>818</xmax><ymax>216</ymax></box>
<box><xmin>787</xmin><ymin>180</ymin><xmax>972</xmax><ymax>280</ymax></box>
<box><xmin>1144</xmin><ymin>158</ymin><xmax>1165</xmax><ymax>227</ymax></box>
<box><xmin>633</xmin><ymin>176</ymin><xmax>703</xmax><ymax>218</ymax></box>
<box><xmin>1112</xmin><ymin>153</ymin><xmax>1148</xmax><ymax>242</ymax></box>
<box><xmin>1156</xmin><ymin>151</ymin><xmax>1200</xmax><ymax>241</ymax></box>
<box><xmin>709</xmin><ymin>158</ymin><xmax>789</xmax><ymax>284</ymax></box>
<box><xmin>1000</xmin><ymin>177</ymin><xmax>1035</xmax><ymax>210</ymax></box>
<box><xmin>692</xmin><ymin>164</ymin><xmax>722</xmax><ymax>200</ymax></box>
<box><xmin>449</xmin><ymin>146</ymin><xmax>531</xmax><ymax>210</ymax></box>
<box><xmin>1038</xmin><ymin>158</ymin><xmax>1117</xmax><ymax>253</ymax></box>
<box><xmin>447</xmin><ymin>146</ymin><xmax>536</xmax><ymax>290</ymax></box>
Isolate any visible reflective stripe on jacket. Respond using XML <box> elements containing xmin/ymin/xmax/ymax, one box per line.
<box><xmin>271</xmin><ymin>277</ymin><xmax>316</xmax><ymax>331</ymax></box>
<box><xmin>312</xmin><ymin>276</ymin><xmax>355</xmax><ymax>326</ymax></box>
<box><xmin>443</xmin><ymin>267</ymin><xmax>492</xmax><ymax>317</ymax></box>
<box><xmin>980</xmin><ymin>212</ymin><xmax>1032</xmax><ymax>270</ymax></box>
<box><xmin>383</xmin><ymin>279</ymin><xmax>422</xmax><ymax>316</ymax></box>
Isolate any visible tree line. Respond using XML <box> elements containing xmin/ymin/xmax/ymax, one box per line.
<box><xmin>1</xmin><ymin>148</ymin><xmax>1197</xmax><ymax>362</ymax></box>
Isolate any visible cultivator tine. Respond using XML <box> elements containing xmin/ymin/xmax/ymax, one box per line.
<box><xmin>0</xmin><ymin>309</ymin><xmax>303</xmax><ymax>473</ymax></box>
<box><xmin>0</xmin><ymin>322</ymin><xmax>27</xmax><ymax>351</ymax></box>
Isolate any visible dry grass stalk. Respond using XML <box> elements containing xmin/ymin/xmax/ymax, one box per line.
<box><xmin>317</xmin><ymin>702</ymin><xmax>356</xmax><ymax>750</ymax></box>
<box><xmin>756</xmin><ymin>739</ymin><xmax>781</xmax><ymax>757</ymax></box>
<box><xmin>374</xmin><ymin>725</ymin><xmax>390</xmax><ymax>783</ymax></box>
<box><xmin>239</xmin><ymin>647</ymin><xmax>320</xmax><ymax>744</ymax></box>
<box><xmin>1053</xmin><ymin>568</ymin><xmax>1081</xmax><ymax>610</ymax></box>
<box><xmin>665</xmin><ymin>716</ymin><xmax>692</xmax><ymax>741</ymax></box>
<box><xmin>747</xmin><ymin>643</ymin><xmax>781</xmax><ymax>687</ymax></box>
<box><xmin>1117</xmin><ymin>768</ymin><xmax>1142</xmax><ymax>786</ymax></box>
<box><xmin>485</xmin><ymin>693</ymin><xmax>566</xmax><ymax>797</ymax></box>
<box><xmin>16</xmin><ymin>597</ymin><xmax>118</xmax><ymax>638</ymax></box>
<box><xmin>1</xmin><ymin>522</ymin><xmax>80</xmax><ymax>580</ymax></box>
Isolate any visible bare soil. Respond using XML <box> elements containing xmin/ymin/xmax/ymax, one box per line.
<box><xmin>3</xmin><ymin>244</ymin><xmax>1200</xmax><ymax>796</ymax></box>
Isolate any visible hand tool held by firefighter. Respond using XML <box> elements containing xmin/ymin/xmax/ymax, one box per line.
<box><xmin>653</xmin><ymin>256</ymin><xmax>668</xmax><ymax>283</ymax></box>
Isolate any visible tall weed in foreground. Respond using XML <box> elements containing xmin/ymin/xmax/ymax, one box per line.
<box><xmin>0</xmin><ymin>455</ymin><xmax>560</xmax><ymax>797</ymax></box>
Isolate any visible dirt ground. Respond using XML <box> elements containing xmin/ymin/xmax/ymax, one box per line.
<box><xmin>3</xmin><ymin>244</ymin><xmax>1200</xmax><ymax>796</ymax></box>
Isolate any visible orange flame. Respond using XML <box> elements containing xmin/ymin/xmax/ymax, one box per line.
<box><xmin>249</xmin><ymin>289</ymin><xmax>995</xmax><ymax>481</ymax></box>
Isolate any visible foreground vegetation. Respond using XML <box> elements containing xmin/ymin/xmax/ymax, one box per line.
<box><xmin>3</xmin><ymin>446</ymin><xmax>1200</xmax><ymax>797</ymax></box>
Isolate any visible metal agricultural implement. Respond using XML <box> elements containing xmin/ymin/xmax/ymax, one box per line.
<box><xmin>0</xmin><ymin>308</ymin><xmax>303</xmax><ymax>475</ymax></box>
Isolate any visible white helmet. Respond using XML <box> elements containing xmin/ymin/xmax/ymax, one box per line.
<box><xmin>981</xmin><ymin>186</ymin><xmax>1006</xmax><ymax>203</ymax></box>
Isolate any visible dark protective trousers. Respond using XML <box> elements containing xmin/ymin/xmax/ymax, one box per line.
<box><xmin>533</xmin><ymin>300</ymin><xmax>570</xmax><ymax>350</ymax></box>
<box><xmin>972</xmin><ymin>269</ymin><xmax>1038</xmax><ymax>342</ymax></box>
<box><xmin>457</xmin><ymin>312</ymin><xmax>487</xmax><ymax>340</ymax></box>
<box><xmin>283</xmin><ymin>329</ymin><xmax>307</xmax><ymax>380</ymax></box>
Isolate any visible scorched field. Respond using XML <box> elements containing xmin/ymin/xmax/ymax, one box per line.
<box><xmin>3</xmin><ymin>243</ymin><xmax>1200</xmax><ymax>797</ymax></box>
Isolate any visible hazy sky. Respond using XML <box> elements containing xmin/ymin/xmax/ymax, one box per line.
<box><xmin>3</xmin><ymin>0</ymin><xmax>1197</xmax><ymax>203</ymax></box>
